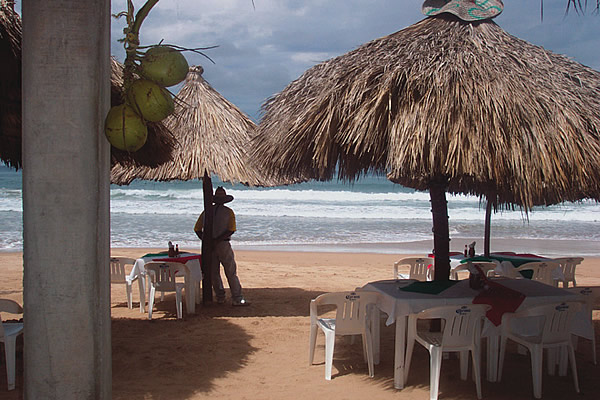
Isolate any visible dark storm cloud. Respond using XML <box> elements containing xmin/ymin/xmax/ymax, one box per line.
<box><xmin>111</xmin><ymin>1</ymin><xmax>600</xmax><ymax>119</ymax></box>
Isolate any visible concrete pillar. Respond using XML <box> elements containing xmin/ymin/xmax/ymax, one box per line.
<box><xmin>22</xmin><ymin>1</ymin><xmax>111</xmax><ymax>398</ymax></box>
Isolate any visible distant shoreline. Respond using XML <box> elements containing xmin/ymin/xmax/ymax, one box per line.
<box><xmin>232</xmin><ymin>238</ymin><xmax>600</xmax><ymax>257</ymax></box>
<box><xmin>4</xmin><ymin>237</ymin><xmax>598</xmax><ymax>257</ymax></box>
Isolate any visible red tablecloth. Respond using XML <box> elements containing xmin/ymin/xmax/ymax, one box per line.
<box><xmin>152</xmin><ymin>254</ymin><xmax>202</xmax><ymax>264</ymax></box>
<box><xmin>472</xmin><ymin>279</ymin><xmax>526</xmax><ymax>326</ymax></box>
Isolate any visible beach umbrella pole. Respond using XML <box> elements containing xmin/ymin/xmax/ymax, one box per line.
<box><xmin>430</xmin><ymin>182</ymin><xmax>451</xmax><ymax>280</ymax></box>
<box><xmin>201</xmin><ymin>170</ymin><xmax>214</xmax><ymax>303</ymax></box>
<box><xmin>484</xmin><ymin>198</ymin><xmax>492</xmax><ymax>257</ymax></box>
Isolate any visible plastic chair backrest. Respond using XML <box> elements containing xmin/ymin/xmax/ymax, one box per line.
<box><xmin>516</xmin><ymin>261</ymin><xmax>558</xmax><ymax>285</ymax></box>
<box><xmin>311</xmin><ymin>291</ymin><xmax>380</xmax><ymax>336</ymax></box>
<box><xmin>472</xmin><ymin>262</ymin><xmax>498</xmax><ymax>277</ymax></box>
<box><xmin>553</xmin><ymin>257</ymin><xmax>584</xmax><ymax>281</ymax></box>
<box><xmin>394</xmin><ymin>257</ymin><xmax>434</xmax><ymax>281</ymax></box>
<box><xmin>0</xmin><ymin>299</ymin><xmax>23</xmax><ymax>338</ymax></box>
<box><xmin>510</xmin><ymin>302</ymin><xmax>581</xmax><ymax>344</ymax></box>
<box><xmin>110</xmin><ymin>256</ymin><xmax>136</xmax><ymax>283</ymax></box>
<box><xmin>144</xmin><ymin>262</ymin><xmax>187</xmax><ymax>292</ymax></box>
<box><xmin>416</xmin><ymin>304</ymin><xmax>489</xmax><ymax>348</ymax></box>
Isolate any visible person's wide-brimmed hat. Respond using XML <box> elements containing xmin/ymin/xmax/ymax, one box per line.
<box><xmin>422</xmin><ymin>0</ymin><xmax>503</xmax><ymax>21</ymax></box>
<box><xmin>213</xmin><ymin>186</ymin><xmax>234</xmax><ymax>204</ymax></box>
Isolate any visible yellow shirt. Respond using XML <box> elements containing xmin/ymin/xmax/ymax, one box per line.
<box><xmin>194</xmin><ymin>205</ymin><xmax>236</xmax><ymax>239</ymax></box>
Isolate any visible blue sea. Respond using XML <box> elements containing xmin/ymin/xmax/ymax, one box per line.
<box><xmin>1</xmin><ymin>165</ymin><xmax>599</xmax><ymax>255</ymax></box>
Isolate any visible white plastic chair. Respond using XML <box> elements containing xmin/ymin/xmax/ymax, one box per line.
<box><xmin>564</xmin><ymin>287</ymin><xmax>598</xmax><ymax>365</ymax></box>
<box><xmin>405</xmin><ymin>304</ymin><xmax>490</xmax><ymax>400</ymax></box>
<box><xmin>450</xmin><ymin>261</ymin><xmax>498</xmax><ymax>280</ymax></box>
<box><xmin>553</xmin><ymin>257</ymin><xmax>584</xmax><ymax>288</ymax></box>
<box><xmin>0</xmin><ymin>299</ymin><xmax>24</xmax><ymax>391</ymax></box>
<box><xmin>144</xmin><ymin>262</ymin><xmax>186</xmax><ymax>320</ymax></box>
<box><xmin>309</xmin><ymin>291</ymin><xmax>381</xmax><ymax>380</ymax></box>
<box><xmin>515</xmin><ymin>261</ymin><xmax>560</xmax><ymax>286</ymax></box>
<box><xmin>394</xmin><ymin>257</ymin><xmax>434</xmax><ymax>281</ymax></box>
<box><xmin>110</xmin><ymin>256</ymin><xmax>138</xmax><ymax>310</ymax></box>
<box><xmin>498</xmin><ymin>302</ymin><xmax>581</xmax><ymax>399</ymax></box>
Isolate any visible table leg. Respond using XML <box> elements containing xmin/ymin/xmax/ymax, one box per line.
<box><xmin>195</xmin><ymin>282</ymin><xmax>202</xmax><ymax>304</ymax></box>
<box><xmin>184</xmin><ymin>275</ymin><xmax>196</xmax><ymax>314</ymax></box>
<box><xmin>138</xmin><ymin>274</ymin><xmax>146</xmax><ymax>313</ymax></box>
<box><xmin>486</xmin><ymin>335</ymin><xmax>499</xmax><ymax>382</ymax></box>
<box><xmin>394</xmin><ymin>315</ymin><xmax>407</xmax><ymax>389</ymax></box>
<box><xmin>372</xmin><ymin>307</ymin><xmax>380</xmax><ymax>365</ymax></box>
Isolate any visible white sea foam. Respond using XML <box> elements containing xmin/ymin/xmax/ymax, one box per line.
<box><xmin>2</xmin><ymin>166</ymin><xmax>599</xmax><ymax>252</ymax></box>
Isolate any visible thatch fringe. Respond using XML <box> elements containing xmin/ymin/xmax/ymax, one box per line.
<box><xmin>253</xmin><ymin>14</ymin><xmax>600</xmax><ymax>209</ymax></box>
<box><xmin>111</xmin><ymin>66</ymin><xmax>280</xmax><ymax>186</ymax></box>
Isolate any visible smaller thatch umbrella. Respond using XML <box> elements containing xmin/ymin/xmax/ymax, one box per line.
<box><xmin>253</xmin><ymin>2</ymin><xmax>600</xmax><ymax>279</ymax></box>
<box><xmin>0</xmin><ymin>1</ymin><xmax>22</xmax><ymax>169</ymax></box>
<box><xmin>112</xmin><ymin>65</ymin><xmax>269</xmax><ymax>186</ymax></box>
<box><xmin>112</xmin><ymin>65</ymin><xmax>280</xmax><ymax>302</ymax></box>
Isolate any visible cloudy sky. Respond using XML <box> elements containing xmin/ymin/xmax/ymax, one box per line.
<box><xmin>111</xmin><ymin>1</ymin><xmax>599</xmax><ymax>121</ymax></box>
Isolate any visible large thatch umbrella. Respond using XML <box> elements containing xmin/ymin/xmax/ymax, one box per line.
<box><xmin>253</xmin><ymin>6</ymin><xmax>600</xmax><ymax>279</ymax></box>
<box><xmin>112</xmin><ymin>65</ymin><xmax>279</xmax><ymax>302</ymax></box>
<box><xmin>0</xmin><ymin>3</ymin><xmax>176</xmax><ymax>170</ymax></box>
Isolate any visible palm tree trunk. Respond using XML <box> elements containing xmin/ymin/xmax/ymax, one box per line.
<box><xmin>201</xmin><ymin>170</ymin><xmax>214</xmax><ymax>303</ymax></box>
<box><xmin>484</xmin><ymin>198</ymin><xmax>492</xmax><ymax>257</ymax></box>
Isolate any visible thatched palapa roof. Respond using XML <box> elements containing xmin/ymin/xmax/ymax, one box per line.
<box><xmin>111</xmin><ymin>66</ymin><xmax>275</xmax><ymax>186</ymax></box>
<box><xmin>0</xmin><ymin>1</ymin><xmax>21</xmax><ymax>169</ymax></box>
<box><xmin>253</xmin><ymin>13</ymin><xmax>600</xmax><ymax>210</ymax></box>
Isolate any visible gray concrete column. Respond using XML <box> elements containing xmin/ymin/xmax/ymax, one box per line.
<box><xmin>22</xmin><ymin>1</ymin><xmax>111</xmax><ymax>398</ymax></box>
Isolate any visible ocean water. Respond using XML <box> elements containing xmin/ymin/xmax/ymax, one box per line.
<box><xmin>1</xmin><ymin>165</ymin><xmax>599</xmax><ymax>254</ymax></box>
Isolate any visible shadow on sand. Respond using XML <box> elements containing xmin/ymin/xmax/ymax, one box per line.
<box><xmin>110</xmin><ymin>287</ymin><xmax>324</xmax><ymax>399</ymax></box>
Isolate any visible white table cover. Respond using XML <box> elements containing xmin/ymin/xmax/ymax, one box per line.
<box><xmin>130</xmin><ymin>253</ymin><xmax>203</xmax><ymax>314</ymax></box>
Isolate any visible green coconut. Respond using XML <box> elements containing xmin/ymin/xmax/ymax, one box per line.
<box><xmin>104</xmin><ymin>104</ymin><xmax>148</xmax><ymax>152</ymax></box>
<box><xmin>140</xmin><ymin>46</ymin><xmax>189</xmax><ymax>87</ymax></box>
<box><xmin>127</xmin><ymin>79</ymin><xmax>175</xmax><ymax>122</ymax></box>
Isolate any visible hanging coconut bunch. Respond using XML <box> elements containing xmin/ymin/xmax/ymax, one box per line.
<box><xmin>105</xmin><ymin>0</ymin><xmax>190</xmax><ymax>152</ymax></box>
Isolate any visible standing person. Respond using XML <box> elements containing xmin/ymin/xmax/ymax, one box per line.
<box><xmin>194</xmin><ymin>186</ymin><xmax>250</xmax><ymax>306</ymax></box>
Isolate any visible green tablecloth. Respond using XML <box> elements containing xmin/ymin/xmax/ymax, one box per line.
<box><xmin>399</xmin><ymin>280</ymin><xmax>459</xmax><ymax>295</ymax></box>
<box><xmin>141</xmin><ymin>251</ymin><xmax>192</xmax><ymax>258</ymax></box>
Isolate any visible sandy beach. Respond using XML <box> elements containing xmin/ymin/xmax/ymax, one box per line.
<box><xmin>1</xmin><ymin>247</ymin><xmax>599</xmax><ymax>399</ymax></box>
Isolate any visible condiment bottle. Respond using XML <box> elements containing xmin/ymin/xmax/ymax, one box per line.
<box><xmin>175</xmin><ymin>244</ymin><xmax>179</xmax><ymax>255</ymax></box>
<box><xmin>468</xmin><ymin>241</ymin><xmax>476</xmax><ymax>258</ymax></box>
<box><xmin>464</xmin><ymin>245</ymin><xmax>468</xmax><ymax>257</ymax></box>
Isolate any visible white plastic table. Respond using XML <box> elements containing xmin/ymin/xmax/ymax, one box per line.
<box><xmin>361</xmin><ymin>278</ymin><xmax>583</xmax><ymax>390</ymax></box>
<box><xmin>130</xmin><ymin>253</ymin><xmax>202</xmax><ymax>314</ymax></box>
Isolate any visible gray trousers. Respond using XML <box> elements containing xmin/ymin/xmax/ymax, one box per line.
<box><xmin>211</xmin><ymin>240</ymin><xmax>243</xmax><ymax>301</ymax></box>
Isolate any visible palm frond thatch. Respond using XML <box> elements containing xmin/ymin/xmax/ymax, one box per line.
<box><xmin>0</xmin><ymin>1</ymin><xmax>22</xmax><ymax>169</ymax></box>
<box><xmin>111</xmin><ymin>66</ymin><xmax>277</xmax><ymax>186</ymax></box>
<box><xmin>253</xmin><ymin>14</ymin><xmax>600</xmax><ymax>209</ymax></box>
<box><xmin>0</xmin><ymin>2</ymin><xmax>176</xmax><ymax>170</ymax></box>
